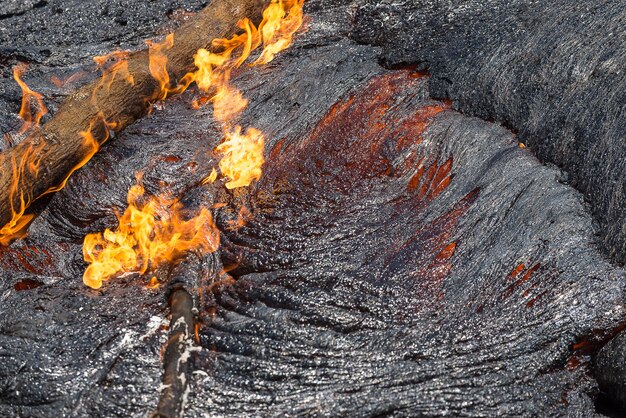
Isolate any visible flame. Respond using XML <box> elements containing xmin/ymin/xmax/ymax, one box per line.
<box><xmin>1</xmin><ymin>65</ymin><xmax>55</xmax><ymax>243</ymax></box>
<box><xmin>1</xmin><ymin>65</ymin><xmax>109</xmax><ymax>245</ymax></box>
<box><xmin>216</xmin><ymin>126</ymin><xmax>264</xmax><ymax>189</ymax></box>
<box><xmin>0</xmin><ymin>141</ymin><xmax>45</xmax><ymax>244</ymax></box>
<box><xmin>93</xmin><ymin>51</ymin><xmax>135</xmax><ymax>94</ymax></box>
<box><xmin>13</xmin><ymin>64</ymin><xmax>48</xmax><ymax>133</ymax></box>
<box><xmin>0</xmin><ymin>115</ymin><xmax>112</xmax><ymax>245</ymax></box>
<box><xmin>146</xmin><ymin>34</ymin><xmax>175</xmax><ymax>101</ymax></box>
<box><xmin>147</xmin><ymin>276</ymin><xmax>160</xmax><ymax>289</ymax></box>
<box><xmin>227</xmin><ymin>205</ymin><xmax>252</xmax><ymax>230</ymax></box>
<box><xmin>82</xmin><ymin>181</ymin><xmax>220</xmax><ymax>289</ymax></box>
<box><xmin>203</xmin><ymin>168</ymin><xmax>218</xmax><ymax>184</ymax></box>
<box><xmin>45</xmin><ymin>117</ymin><xmax>112</xmax><ymax>194</ymax></box>
<box><xmin>254</xmin><ymin>0</ymin><xmax>304</xmax><ymax>65</ymax></box>
<box><xmin>183</xmin><ymin>0</ymin><xmax>304</xmax><ymax>187</ymax></box>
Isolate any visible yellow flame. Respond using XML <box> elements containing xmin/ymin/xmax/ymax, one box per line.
<box><xmin>203</xmin><ymin>168</ymin><xmax>218</xmax><ymax>184</ymax></box>
<box><xmin>82</xmin><ymin>181</ymin><xmax>220</xmax><ymax>289</ymax></box>
<box><xmin>185</xmin><ymin>0</ymin><xmax>303</xmax><ymax>187</ymax></box>
<box><xmin>216</xmin><ymin>126</ymin><xmax>264</xmax><ymax>189</ymax></box>
<box><xmin>254</xmin><ymin>0</ymin><xmax>304</xmax><ymax>65</ymax></box>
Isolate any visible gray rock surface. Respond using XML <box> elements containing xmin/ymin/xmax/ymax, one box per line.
<box><xmin>0</xmin><ymin>0</ymin><xmax>624</xmax><ymax>416</ymax></box>
<box><xmin>352</xmin><ymin>0</ymin><xmax>626</xmax><ymax>263</ymax></box>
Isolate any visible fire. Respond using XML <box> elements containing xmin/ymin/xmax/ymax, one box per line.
<box><xmin>254</xmin><ymin>0</ymin><xmax>304</xmax><ymax>65</ymax></box>
<box><xmin>0</xmin><ymin>116</ymin><xmax>109</xmax><ymax>245</ymax></box>
<box><xmin>0</xmin><ymin>52</ymin><xmax>126</xmax><ymax>245</ymax></box>
<box><xmin>13</xmin><ymin>65</ymin><xmax>47</xmax><ymax>132</ymax></box>
<box><xmin>80</xmin><ymin>0</ymin><xmax>304</xmax><ymax>286</ymax></box>
<box><xmin>46</xmin><ymin>118</ymin><xmax>110</xmax><ymax>194</ymax></box>
<box><xmin>0</xmin><ymin>68</ymin><xmax>48</xmax><ymax>244</ymax></box>
<box><xmin>216</xmin><ymin>126</ymin><xmax>264</xmax><ymax>189</ymax></box>
<box><xmin>0</xmin><ymin>141</ymin><xmax>44</xmax><ymax>244</ymax></box>
<box><xmin>82</xmin><ymin>181</ymin><xmax>220</xmax><ymax>289</ymax></box>
<box><xmin>203</xmin><ymin>168</ymin><xmax>218</xmax><ymax>184</ymax></box>
<box><xmin>185</xmin><ymin>0</ymin><xmax>304</xmax><ymax>187</ymax></box>
<box><xmin>13</xmin><ymin>64</ymin><xmax>48</xmax><ymax>134</ymax></box>
<box><xmin>93</xmin><ymin>50</ymin><xmax>135</xmax><ymax>94</ymax></box>
<box><xmin>146</xmin><ymin>34</ymin><xmax>175</xmax><ymax>101</ymax></box>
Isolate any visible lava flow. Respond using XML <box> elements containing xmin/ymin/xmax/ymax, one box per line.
<box><xmin>81</xmin><ymin>0</ymin><xmax>304</xmax><ymax>289</ymax></box>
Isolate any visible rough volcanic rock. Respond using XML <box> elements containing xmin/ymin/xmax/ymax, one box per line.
<box><xmin>352</xmin><ymin>0</ymin><xmax>626</xmax><ymax>264</ymax></box>
<box><xmin>594</xmin><ymin>329</ymin><xmax>626</xmax><ymax>415</ymax></box>
<box><xmin>0</xmin><ymin>1</ymin><xmax>624</xmax><ymax>417</ymax></box>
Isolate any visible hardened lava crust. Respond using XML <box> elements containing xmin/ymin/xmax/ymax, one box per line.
<box><xmin>0</xmin><ymin>0</ymin><xmax>625</xmax><ymax>416</ymax></box>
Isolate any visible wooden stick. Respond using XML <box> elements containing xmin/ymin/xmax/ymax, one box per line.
<box><xmin>152</xmin><ymin>288</ymin><xmax>195</xmax><ymax>418</ymax></box>
<box><xmin>0</xmin><ymin>0</ymin><xmax>265</xmax><ymax>234</ymax></box>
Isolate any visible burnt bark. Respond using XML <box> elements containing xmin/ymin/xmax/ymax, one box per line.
<box><xmin>0</xmin><ymin>0</ymin><xmax>265</xmax><ymax>233</ymax></box>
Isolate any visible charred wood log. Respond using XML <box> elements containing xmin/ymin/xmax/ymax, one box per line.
<box><xmin>0</xmin><ymin>0</ymin><xmax>265</xmax><ymax>234</ymax></box>
<box><xmin>153</xmin><ymin>249</ymin><xmax>218</xmax><ymax>418</ymax></box>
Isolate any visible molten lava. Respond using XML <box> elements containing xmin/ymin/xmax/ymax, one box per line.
<box><xmin>82</xmin><ymin>181</ymin><xmax>220</xmax><ymax>289</ymax></box>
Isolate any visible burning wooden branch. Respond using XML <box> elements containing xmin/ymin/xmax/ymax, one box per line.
<box><xmin>0</xmin><ymin>0</ymin><xmax>266</xmax><ymax>241</ymax></box>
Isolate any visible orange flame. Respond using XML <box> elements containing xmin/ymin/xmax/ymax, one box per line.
<box><xmin>82</xmin><ymin>181</ymin><xmax>220</xmax><ymax>289</ymax></box>
<box><xmin>184</xmin><ymin>0</ymin><xmax>304</xmax><ymax>187</ymax></box>
<box><xmin>216</xmin><ymin>126</ymin><xmax>264</xmax><ymax>189</ymax></box>
<box><xmin>93</xmin><ymin>51</ymin><xmax>135</xmax><ymax>95</ymax></box>
<box><xmin>13</xmin><ymin>64</ymin><xmax>48</xmax><ymax>134</ymax></box>
<box><xmin>254</xmin><ymin>0</ymin><xmax>304</xmax><ymax>65</ymax></box>
<box><xmin>202</xmin><ymin>168</ymin><xmax>218</xmax><ymax>184</ymax></box>
<box><xmin>0</xmin><ymin>115</ymin><xmax>111</xmax><ymax>245</ymax></box>
<box><xmin>0</xmin><ymin>141</ymin><xmax>45</xmax><ymax>244</ymax></box>
<box><xmin>46</xmin><ymin>117</ymin><xmax>112</xmax><ymax>194</ymax></box>
<box><xmin>146</xmin><ymin>34</ymin><xmax>175</xmax><ymax>101</ymax></box>
<box><xmin>1</xmin><ymin>64</ymin><xmax>84</xmax><ymax>244</ymax></box>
